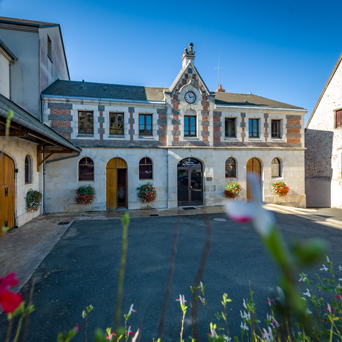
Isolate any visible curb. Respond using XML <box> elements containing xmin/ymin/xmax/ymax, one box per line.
<box><xmin>265</xmin><ymin>204</ymin><xmax>342</xmax><ymax>229</ymax></box>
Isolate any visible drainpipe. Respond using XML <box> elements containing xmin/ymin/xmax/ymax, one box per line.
<box><xmin>43</xmin><ymin>152</ymin><xmax>80</xmax><ymax>214</ymax></box>
<box><xmin>9</xmin><ymin>59</ymin><xmax>17</xmax><ymax>100</ymax></box>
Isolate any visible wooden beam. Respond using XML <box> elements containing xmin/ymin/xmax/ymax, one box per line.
<box><xmin>39</xmin><ymin>152</ymin><xmax>54</xmax><ymax>166</ymax></box>
<box><xmin>0</xmin><ymin>129</ymin><xmax>29</xmax><ymax>137</ymax></box>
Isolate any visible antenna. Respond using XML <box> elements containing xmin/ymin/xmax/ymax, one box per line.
<box><xmin>214</xmin><ymin>55</ymin><xmax>222</xmax><ymax>88</ymax></box>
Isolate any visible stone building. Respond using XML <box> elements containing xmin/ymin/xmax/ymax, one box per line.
<box><xmin>41</xmin><ymin>43</ymin><xmax>307</xmax><ymax>212</ymax></box>
<box><xmin>0</xmin><ymin>16</ymin><xmax>308</xmax><ymax>230</ymax></box>
<box><xmin>305</xmin><ymin>53</ymin><xmax>342</xmax><ymax>208</ymax></box>
<box><xmin>0</xmin><ymin>17</ymin><xmax>79</xmax><ymax>230</ymax></box>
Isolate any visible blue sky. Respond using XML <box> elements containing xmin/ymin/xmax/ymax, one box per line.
<box><xmin>1</xmin><ymin>0</ymin><xmax>342</xmax><ymax>124</ymax></box>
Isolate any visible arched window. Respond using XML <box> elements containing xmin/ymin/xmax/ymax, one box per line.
<box><xmin>225</xmin><ymin>158</ymin><xmax>236</xmax><ymax>178</ymax></box>
<box><xmin>271</xmin><ymin>158</ymin><xmax>281</xmax><ymax>177</ymax></box>
<box><xmin>25</xmin><ymin>155</ymin><xmax>31</xmax><ymax>184</ymax></box>
<box><xmin>79</xmin><ymin>157</ymin><xmax>94</xmax><ymax>181</ymax></box>
<box><xmin>139</xmin><ymin>157</ymin><xmax>153</xmax><ymax>179</ymax></box>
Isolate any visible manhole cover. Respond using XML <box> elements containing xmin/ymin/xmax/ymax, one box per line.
<box><xmin>58</xmin><ymin>221</ymin><xmax>70</xmax><ymax>225</ymax></box>
<box><xmin>213</xmin><ymin>218</ymin><xmax>226</xmax><ymax>222</ymax></box>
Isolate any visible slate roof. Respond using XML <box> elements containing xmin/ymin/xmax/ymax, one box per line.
<box><xmin>42</xmin><ymin>80</ymin><xmax>167</xmax><ymax>102</ymax></box>
<box><xmin>214</xmin><ymin>92</ymin><xmax>304</xmax><ymax>109</ymax></box>
<box><xmin>0</xmin><ymin>94</ymin><xmax>80</xmax><ymax>152</ymax></box>
<box><xmin>42</xmin><ymin>80</ymin><xmax>304</xmax><ymax>110</ymax></box>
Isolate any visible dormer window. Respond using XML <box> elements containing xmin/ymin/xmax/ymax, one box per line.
<box><xmin>47</xmin><ymin>36</ymin><xmax>52</xmax><ymax>61</ymax></box>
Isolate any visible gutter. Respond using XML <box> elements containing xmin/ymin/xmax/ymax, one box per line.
<box><xmin>0</xmin><ymin>107</ymin><xmax>80</xmax><ymax>152</ymax></box>
<box><xmin>41</xmin><ymin>94</ymin><xmax>166</xmax><ymax>105</ymax></box>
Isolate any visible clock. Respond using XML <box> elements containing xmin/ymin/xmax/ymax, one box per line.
<box><xmin>185</xmin><ymin>91</ymin><xmax>196</xmax><ymax>104</ymax></box>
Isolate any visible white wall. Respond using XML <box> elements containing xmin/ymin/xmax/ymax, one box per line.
<box><xmin>44</xmin><ymin>147</ymin><xmax>306</xmax><ymax>213</ymax></box>
<box><xmin>0</xmin><ymin>53</ymin><xmax>9</xmax><ymax>98</ymax></box>
<box><xmin>0</xmin><ymin>137</ymin><xmax>42</xmax><ymax>226</ymax></box>
<box><xmin>306</xmin><ymin>58</ymin><xmax>342</xmax><ymax>208</ymax></box>
<box><xmin>0</xmin><ymin>28</ymin><xmax>40</xmax><ymax>118</ymax></box>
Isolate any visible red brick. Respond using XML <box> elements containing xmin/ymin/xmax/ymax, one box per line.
<box><xmin>287</xmin><ymin>119</ymin><xmax>300</xmax><ymax>125</ymax></box>
<box><xmin>287</xmin><ymin>138</ymin><xmax>301</xmax><ymax>144</ymax></box>
<box><xmin>287</xmin><ymin>128</ymin><xmax>300</xmax><ymax>134</ymax></box>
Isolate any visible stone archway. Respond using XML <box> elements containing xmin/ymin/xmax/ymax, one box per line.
<box><xmin>106</xmin><ymin>158</ymin><xmax>127</xmax><ymax>210</ymax></box>
<box><xmin>246</xmin><ymin>158</ymin><xmax>261</xmax><ymax>200</ymax></box>
<box><xmin>177</xmin><ymin>157</ymin><xmax>203</xmax><ymax>206</ymax></box>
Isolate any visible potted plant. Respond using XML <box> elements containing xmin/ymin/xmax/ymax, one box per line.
<box><xmin>75</xmin><ymin>185</ymin><xmax>96</xmax><ymax>204</ymax></box>
<box><xmin>224</xmin><ymin>182</ymin><xmax>242</xmax><ymax>198</ymax></box>
<box><xmin>26</xmin><ymin>189</ymin><xmax>43</xmax><ymax>213</ymax></box>
<box><xmin>137</xmin><ymin>183</ymin><xmax>156</xmax><ymax>203</ymax></box>
<box><xmin>271</xmin><ymin>181</ymin><xmax>289</xmax><ymax>196</ymax></box>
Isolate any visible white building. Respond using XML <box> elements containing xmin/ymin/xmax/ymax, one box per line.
<box><xmin>306</xmin><ymin>53</ymin><xmax>342</xmax><ymax>208</ymax></box>
<box><xmin>41</xmin><ymin>43</ymin><xmax>307</xmax><ymax>212</ymax></box>
<box><xmin>0</xmin><ymin>16</ymin><xmax>308</xmax><ymax>231</ymax></box>
<box><xmin>0</xmin><ymin>17</ymin><xmax>79</xmax><ymax>231</ymax></box>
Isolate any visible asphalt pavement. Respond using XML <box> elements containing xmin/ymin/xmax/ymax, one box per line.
<box><xmin>1</xmin><ymin>211</ymin><xmax>342</xmax><ymax>341</ymax></box>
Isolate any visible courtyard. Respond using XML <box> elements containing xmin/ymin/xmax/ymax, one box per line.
<box><xmin>1</xmin><ymin>207</ymin><xmax>342</xmax><ymax>341</ymax></box>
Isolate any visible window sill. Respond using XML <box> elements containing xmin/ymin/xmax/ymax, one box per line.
<box><xmin>77</xmin><ymin>134</ymin><xmax>94</xmax><ymax>138</ymax></box>
<box><xmin>139</xmin><ymin>136</ymin><xmax>154</xmax><ymax>139</ymax></box>
<box><xmin>108</xmin><ymin>135</ymin><xmax>125</xmax><ymax>138</ymax></box>
<box><xmin>224</xmin><ymin>137</ymin><xmax>238</xmax><ymax>140</ymax></box>
<box><xmin>248</xmin><ymin>138</ymin><xmax>262</xmax><ymax>141</ymax></box>
<box><xmin>184</xmin><ymin>137</ymin><xmax>198</xmax><ymax>140</ymax></box>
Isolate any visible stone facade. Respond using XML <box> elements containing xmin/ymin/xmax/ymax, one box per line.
<box><xmin>0</xmin><ymin>137</ymin><xmax>42</xmax><ymax>225</ymax></box>
<box><xmin>42</xmin><ymin>46</ymin><xmax>307</xmax><ymax>212</ymax></box>
<box><xmin>305</xmin><ymin>54</ymin><xmax>342</xmax><ymax>208</ymax></box>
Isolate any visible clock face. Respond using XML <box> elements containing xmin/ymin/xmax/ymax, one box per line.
<box><xmin>185</xmin><ymin>91</ymin><xmax>196</xmax><ymax>104</ymax></box>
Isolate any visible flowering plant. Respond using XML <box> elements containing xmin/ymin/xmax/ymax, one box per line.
<box><xmin>75</xmin><ymin>185</ymin><xmax>96</xmax><ymax>204</ymax></box>
<box><xmin>136</xmin><ymin>183</ymin><xmax>156</xmax><ymax>203</ymax></box>
<box><xmin>271</xmin><ymin>181</ymin><xmax>289</xmax><ymax>196</ymax></box>
<box><xmin>25</xmin><ymin>189</ymin><xmax>42</xmax><ymax>213</ymax></box>
<box><xmin>224</xmin><ymin>182</ymin><xmax>242</xmax><ymax>198</ymax></box>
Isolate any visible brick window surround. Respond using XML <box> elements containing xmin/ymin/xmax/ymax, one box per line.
<box><xmin>225</xmin><ymin>118</ymin><xmax>236</xmax><ymax>137</ymax></box>
<box><xmin>78</xmin><ymin>111</ymin><xmax>94</xmax><ymax>134</ymax></box>
<box><xmin>110</xmin><ymin>113</ymin><xmax>124</xmax><ymax>135</ymax></box>
<box><xmin>139</xmin><ymin>114</ymin><xmax>153</xmax><ymax>135</ymax></box>
<box><xmin>271</xmin><ymin>119</ymin><xmax>282</xmax><ymax>138</ymax></box>
<box><xmin>249</xmin><ymin>118</ymin><xmax>259</xmax><ymax>138</ymax></box>
<box><xmin>184</xmin><ymin>116</ymin><xmax>196</xmax><ymax>136</ymax></box>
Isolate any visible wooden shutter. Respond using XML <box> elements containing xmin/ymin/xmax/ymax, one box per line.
<box><xmin>336</xmin><ymin>110</ymin><xmax>342</xmax><ymax>128</ymax></box>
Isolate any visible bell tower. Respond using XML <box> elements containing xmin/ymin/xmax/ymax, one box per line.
<box><xmin>182</xmin><ymin>43</ymin><xmax>195</xmax><ymax>68</ymax></box>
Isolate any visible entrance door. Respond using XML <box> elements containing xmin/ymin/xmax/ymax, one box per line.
<box><xmin>106</xmin><ymin>158</ymin><xmax>128</xmax><ymax>209</ymax></box>
<box><xmin>246</xmin><ymin>158</ymin><xmax>261</xmax><ymax>200</ymax></box>
<box><xmin>0</xmin><ymin>153</ymin><xmax>15</xmax><ymax>234</ymax></box>
<box><xmin>177</xmin><ymin>158</ymin><xmax>203</xmax><ymax>206</ymax></box>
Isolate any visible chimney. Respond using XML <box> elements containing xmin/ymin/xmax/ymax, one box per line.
<box><xmin>182</xmin><ymin>43</ymin><xmax>195</xmax><ymax>68</ymax></box>
<box><xmin>216</xmin><ymin>84</ymin><xmax>225</xmax><ymax>92</ymax></box>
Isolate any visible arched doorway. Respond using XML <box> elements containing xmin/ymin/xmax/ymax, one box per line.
<box><xmin>106</xmin><ymin>158</ymin><xmax>127</xmax><ymax>210</ymax></box>
<box><xmin>0</xmin><ymin>152</ymin><xmax>15</xmax><ymax>233</ymax></box>
<box><xmin>246</xmin><ymin>158</ymin><xmax>261</xmax><ymax>200</ymax></box>
<box><xmin>177</xmin><ymin>158</ymin><xmax>203</xmax><ymax>206</ymax></box>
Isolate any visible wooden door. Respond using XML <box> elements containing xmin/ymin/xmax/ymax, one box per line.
<box><xmin>246</xmin><ymin>158</ymin><xmax>261</xmax><ymax>200</ymax></box>
<box><xmin>106</xmin><ymin>158</ymin><xmax>127</xmax><ymax>210</ymax></box>
<box><xmin>0</xmin><ymin>153</ymin><xmax>15</xmax><ymax>234</ymax></box>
